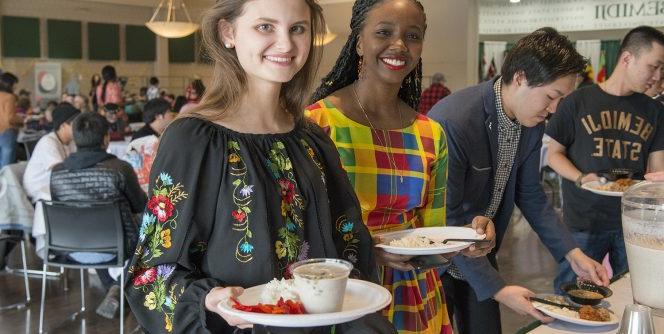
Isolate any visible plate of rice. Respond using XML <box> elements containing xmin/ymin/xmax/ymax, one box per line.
<box><xmin>374</xmin><ymin>226</ymin><xmax>484</xmax><ymax>255</ymax></box>
<box><xmin>581</xmin><ymin>179</ymin><xmax>640</xmax><ymax>197</ymax></box>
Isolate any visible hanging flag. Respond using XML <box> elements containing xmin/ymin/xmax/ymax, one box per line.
<box><xmin>585</xmin><ymin>63</ymin><xmax>594</xmax><ymax>82</ymax></box>
<box><xmin>596</xmin><ymin>50</ymin><xmax>607</xmax><ymax>83</ymax></box>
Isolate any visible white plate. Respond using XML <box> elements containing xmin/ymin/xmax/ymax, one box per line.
<box><xmin>217</xmin><ymin>279</ymin><xmax>392</xmax><ymax>327</ymax></box>
<box><xmin>581</xmin><ymin>181</ymin><xmax>624</xmax><ymax>197</ymax></box>
<box><xmin>532</xmin><ymin>295</ymin><xmax>620</xmax><ymax>327</ymax></box>
<box><xmin>373</xmin><ymin>226</ymin><xmax>484</xmax><ymax>255</ymax></box>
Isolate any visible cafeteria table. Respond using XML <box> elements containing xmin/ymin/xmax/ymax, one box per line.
<box><xmin>107</xmin><ymin>137</ymin><xmax>131</xmax><ymax>157</ymax></box>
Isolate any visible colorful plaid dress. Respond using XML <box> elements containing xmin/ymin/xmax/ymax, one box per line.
<box><xmin>307</xmin><ymin>99</ymin><xmax>453</xmax><ymax>334</ymax></box>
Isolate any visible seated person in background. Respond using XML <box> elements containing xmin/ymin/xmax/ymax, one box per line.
<box><xmin>133</xmin><ymin>87</ymin><xmax>148</xmax><ymax>120</ymax></box>
<box><xmin>100</xmin><ymin>103</ymin><xmax>126</xmax><ymax>141</ymax></box>
<box><xmin>73</xmin><ymin>95</ymin><xmax>89</xmax><ymax>113</ymax></box>
<box><xmin>131</xmin><ymin>98</ymin><xmax>174</xmax><ymax>141</ymax></box>
<box><xmin>179</xmin><ymin>79</ymin><xmax>205</xmax><ymax>113</ymax></box>
<box><xmin>25</xmin><ymin>104</ymin><xmax>80</xmax><ymax>255</ymax></box>
<box><xmin>163</xmin><ymin>93</ymin><xmax>175</xmax><ymax>107</ymax></box>
<box><xmin>43</xmin><ymin>100</ymin><xmax>58</xmax><ymax>130</ymax></box>
<box><xmin>138</xmin><ymin>86</ymin><xmax>148</xmax><ymax>103</ymax></box>
<box><xmin>124</xmin><ymin>94</ymin><xmax>144</xmax><ymax>123</ymax></box>
<box><xmin>173</xmin><ymin>95</ymin><xmax>187</xmax><ymax>113</ymax></box>
<box><xmin>61</xmin><ymin>93</ymin><xmax>75</xmax><ymax>105</ymax></box>
<box><xmin>50</xmin><ymin>112</ymin><xmax>147</xmax><ymax>319</ymax></box>
<box><xmin>124</xmin><ymin>98</ymin><xmax>175</xmax><ymax>192</ymax></box>
<box><xmin>23</xmin><ymin>104</ymin><xmax>80</xmax><ymax>203</ymax></box>
<box><xmin>16</xmin><ymin>96</ymin><xmax>32</xmax><ymax>116</ymax></box>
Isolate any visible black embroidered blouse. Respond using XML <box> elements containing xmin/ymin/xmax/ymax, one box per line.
<box><xmin>125</xmin><ymin>117</ymin><xmax>378</xmax><ymax>333</ymax></box>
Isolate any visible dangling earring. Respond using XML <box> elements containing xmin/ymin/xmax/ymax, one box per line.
<box><xmin>357</xmin><ymin>56</ymin><xmax>364</xmax><ymax>79</ymax></box>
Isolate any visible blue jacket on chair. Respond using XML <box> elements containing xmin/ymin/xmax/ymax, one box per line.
<box><xmin>427</xmin><ymin>77</ymin><xmax>577</xmax><ymax>301</ymax></box>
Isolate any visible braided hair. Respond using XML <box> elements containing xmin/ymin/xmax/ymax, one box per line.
<box><xmin>311</xmin><ymin>0</ymin><xmax>426</xmax><ymax>109</ymax></box>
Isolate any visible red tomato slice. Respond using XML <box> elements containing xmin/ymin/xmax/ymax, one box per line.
<box><xmin>229</xmin><ymin>297</ymin><xmax>307</xmax><ymax>314</ymax></box>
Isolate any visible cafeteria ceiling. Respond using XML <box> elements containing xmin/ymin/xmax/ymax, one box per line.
<box><xmin>75</xmin><ymin>0</ymin><xmax>356</xmax><ymax>34</ymax></box>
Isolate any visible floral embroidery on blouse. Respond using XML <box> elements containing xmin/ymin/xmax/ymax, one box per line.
<box><xmin>300</xmin><ymin>139</ymin><xmax>326</xmax><ymax>187</ymax></box>
<box><xmin>131</xmin><ymin>240</ymin><xmax>207</xmax><ymax>333</ymax></box>
<box><xmin>266</xmin><ymin>141</ymin><xmax>307</xmax><ymax>276</ymax></box>
<box><xmin>129</xmin><ymin>260</ymin><xmax>185</xmax><ymax>333</ymax></box>
<box><xmin>301</xmin><ymin>139</ymin><xmax>358</xmax><ymax>271</ymax></box>
<box><xmin>228</xmin><ymin>140</ymin><xmax>255</xmax><ymax>263</ymax></box>
<box><xmin>140</xmin><ymin>173</ymin><xmax>187</xmax><ymax>260</ymax></box>
<box><xmin>129</xmin><ymin>172</ymin><xmax>189</xmax><ymax>332</ymax></box>
<box><xmin>336</xmin><ymin>215</ymin><xmax>360</xmax><ymax>268</ymax></box>
<box><xmin>133</xmin><ymin>264</ymin><xmax>183</xmax><ymax>332</ymax></box>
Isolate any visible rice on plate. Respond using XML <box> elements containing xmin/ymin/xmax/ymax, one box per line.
<box><xmin>389</xmin><ymin>235</ymin><xmax>452</xmax><ymax>248</ymax></box>
<box><xmin>259</xmin><ymin>278</ymin><xmax>300</xmax><ymax>304</ymax></box>
<box><xmin>532</xmin><ymin>295</ymin><xmax>579</xmax><ymax>318</ymax></box>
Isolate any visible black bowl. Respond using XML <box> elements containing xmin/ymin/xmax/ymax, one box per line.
<box><xmin>597</xmin><ymin>168</ymin><xmax>635</xmax><ymax>181</ymax></box>
<box><xmin>560</xmin><ymin>282</ymin><xmax>612</xmax><ymax>306</ymax></box>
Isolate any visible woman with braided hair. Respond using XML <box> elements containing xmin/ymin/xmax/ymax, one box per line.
<box><xmin>307</xmin><ymin>0</ymin><xmax>495</xmax><ymax>333</ymax></box>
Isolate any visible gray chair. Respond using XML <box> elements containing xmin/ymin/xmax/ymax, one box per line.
<box><xmin>39</xmin><ymin>200</ymin><xmax>126</xmax><ymax>334</ymax></box>
<box><xmin>0</xmin><ymin>233</ymin><xmax>30</xmax><ymax>311</ymax></box>
<box><xmin>23</xmin><ymin>139</ymin><xmax>39</xmax><ymax>160</ymax></box>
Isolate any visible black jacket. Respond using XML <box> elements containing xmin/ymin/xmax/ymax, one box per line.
<box><xmin>50</xmin><ymin>148</ymin><xmax>147</xmax><ymax>256</ymax></box>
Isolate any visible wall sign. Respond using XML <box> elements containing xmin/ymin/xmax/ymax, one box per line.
<box><xmin>479</xmin><ymin>0</ymin><xmax>664</xmax><ymax>35</ymax></box>
<box><xmin>34</xmin><ymin>63</ymin><xmax>61</xmax><ymax>102</ymax></box>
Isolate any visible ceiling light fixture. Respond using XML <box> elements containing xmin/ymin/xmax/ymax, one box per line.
<box><xmin>510</xmin><ymin>0</ymin><xmax>521</xmax><ymax>3</ymax></box>
<box><xmin>146</xmin><ymin>0</ymin><xmax>199</xmax><ymax>38</ymax></box>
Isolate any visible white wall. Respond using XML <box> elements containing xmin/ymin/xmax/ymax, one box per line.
<box><xmin>480</xmin><ymin>28</ymin><xmax>640</xmax><ymax>43</ymax></box>
<box><xmin>421</xmin><ymin>0</ymin><xmax>478</xmax><ymax>91</ymax></box>
<box><xmin>317</xmin><ymin>0</ymin><xmax>479</xmax><ymax>92</ymax></box>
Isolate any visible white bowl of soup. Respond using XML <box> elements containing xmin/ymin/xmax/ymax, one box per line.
<box><xmin>290</xmin><ymin>258</ymin><xmax>353</xmax><ymax>314</ymax></box>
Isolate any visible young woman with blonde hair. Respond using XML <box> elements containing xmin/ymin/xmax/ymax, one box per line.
<box><xmin>125</xmin><ymin>0</ymin><xmax>392</xmax><ymax>333</ymax></box>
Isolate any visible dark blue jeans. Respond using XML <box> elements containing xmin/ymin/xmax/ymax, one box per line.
<box><xmin>554</xmin><ymin>228</ymin><xmax>627</xmax><ymax>293</ymax></box>
<box><xmin>0</xmin><ymin>129</ymin><xmax>18</xmax><ymax>168</ymax></box>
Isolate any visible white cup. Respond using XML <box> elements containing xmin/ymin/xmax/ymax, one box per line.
<box><xmin>291</xmin><ymin>258</ymin><xmax>353</xmax><ymax>314</ymax></box>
